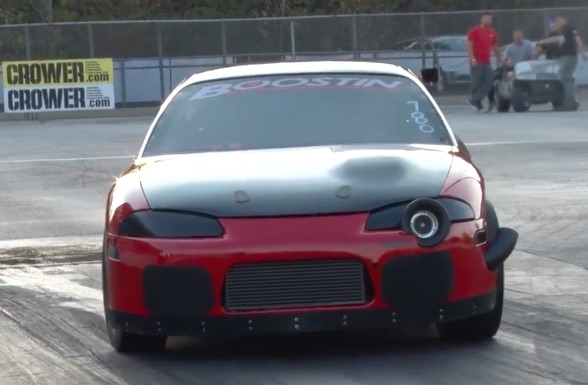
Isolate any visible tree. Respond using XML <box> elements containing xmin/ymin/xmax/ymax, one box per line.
<box><xmin>1</xmin><ymin>0</ymin><xmax>586</xmax><ymax>22</ymax></box>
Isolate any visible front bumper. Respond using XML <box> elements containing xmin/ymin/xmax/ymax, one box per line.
<box><xmin>513</xmin><ymin>79</ymin><xmax>563</xmax><ymax>103</ymax></box>
<box><xmin>107</xmin><ymin>290</ymin><xmax>496</xmax><ymax>337</ymax></box>
<box><xmin>105</xmin><ymin>215</ymin><xmax>517</xmax><ymax>337</ymax></box>
<box><xmin>485</xmin><ymin>227</ymin><xmax>518</xmax><ymax>270</ymax></box>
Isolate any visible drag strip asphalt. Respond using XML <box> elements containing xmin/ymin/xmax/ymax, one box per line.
<box><xmin>0</xmin><ymin>104</ymin><xmax>587</xmax><ymax>384</ymax></box>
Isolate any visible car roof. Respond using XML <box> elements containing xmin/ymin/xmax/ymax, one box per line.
<box><xmin>183</xmin><ymin>61</ymin><xmax>415</xmax><ymax>85</ymax></box>
<box><xmin>430</xmin><ymin>34</ymin><xmax>465</xmax><ymax>38</ymax></box>
<box><xmin>402</xmin><ymin>34</ymin><xmax>464</xmax><ymax>41</ymax></box>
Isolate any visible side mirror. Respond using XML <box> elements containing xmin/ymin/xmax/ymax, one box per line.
<box><xmin>421</xmin><ymin>68</ymin><xmax>439</xmax><ymax>83</ymax></box>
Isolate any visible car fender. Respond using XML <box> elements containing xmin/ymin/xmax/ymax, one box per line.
<box><xmin>105</xmin><ymin>167</ymin><xmax>150</xmax><ymax>234</ymax></box>
<box><xmin>440</xmin><ymin>155</ymin><xmax>484</xmax><ymax>219</ymax></box>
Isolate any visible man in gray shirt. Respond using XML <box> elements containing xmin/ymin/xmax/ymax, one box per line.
<box><xmin>486</xmin><ymin>28</ymin><xmax>532</xmax><ymax>112</ymax></box>
<box><xmin>503</xmin><ymin>28</ymin><xmax>533</xmax><ymax>66</ymax></box>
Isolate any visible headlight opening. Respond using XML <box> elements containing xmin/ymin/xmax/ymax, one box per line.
<box><xmin>401</xmin><ymin>198</ymin><xmax>451</xmax><ymax>247</ymax></box>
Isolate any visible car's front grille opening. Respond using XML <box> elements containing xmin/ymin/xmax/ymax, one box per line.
<box><xmin>223</xmin><ymin>259</ymin><xmax>370</xmax><ymax>311</ymax></box>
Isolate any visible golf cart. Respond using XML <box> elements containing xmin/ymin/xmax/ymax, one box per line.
<box><xmin>494</xmin><ymin>60</ymin><xmax>574</xmax><ymax>112</ymax></box>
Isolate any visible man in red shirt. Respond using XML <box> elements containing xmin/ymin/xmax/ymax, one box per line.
<box><xmin>466</xmin><ymin>11</ymin><xmax>504</xmax><ymax>112</ymax></box>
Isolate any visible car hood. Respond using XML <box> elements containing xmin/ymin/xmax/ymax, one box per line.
<box><xmin>136</xmin><ymin>145</ymin><xmax>454</xmax><ymax>217</ymax></box>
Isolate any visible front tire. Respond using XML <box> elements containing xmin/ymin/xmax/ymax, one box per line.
<box><xmin>437</xmin><ymin>200</ymin><xmax>504</xmax><ymax>341</ymax></box>
<box><xmin>497</xmin><ymin>98</ymin><xmax>511</xmax><ymax>112</ymax></box>
<box><xmin>552</xmin><ymin>97</ymin><xmax>564</xmax><ymax>110</ymax></box>
<box><xmin>511</xmin><ymin>86</ymin><xmax>530</xmax><ymax>112</ymax></box>
<box><xmin>102</xmin><ymin>237</ymin><xmax>167</xmax><ymax>353</ymax></box>
<box><xmin>437</xmin><ymin>264</ymin><xmax>504</xmax><ymax>341</ymax></box>
<box><xmin>495</xmin><ymin>80</ymin><xmax>511</xmax><ymax>112</ymax></box>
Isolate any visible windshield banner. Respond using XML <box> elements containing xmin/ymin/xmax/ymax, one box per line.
<box><xmin>189</xmin><ymin>76</ymin><xmax>404</xmax><ymax>100</ymax></box>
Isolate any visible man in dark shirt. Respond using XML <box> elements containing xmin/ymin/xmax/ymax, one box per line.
<box><xmin>543</xmin><ymin>30</ymin><xmax>560</xmax><ymax>60</ymax></box>
<box><xmin>466</xmin><ymin>11</ymin><xmax>503</xmax><ymax>112</ymax></box>
<box><xmin>538</xmin><ymin>15</ymin><xmax>587</xmax><ymax>110</ymax></box>
<box><xmin>535</xmin><ymin>20</ymin><xmax>561</xmax><ymax>60</ymax></box>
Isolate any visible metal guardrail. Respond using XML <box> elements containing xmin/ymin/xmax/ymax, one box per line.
<box><xmin>1</xmin><ymin>7</ymin><xmax>587</xmax><ymax>106</ymax></box>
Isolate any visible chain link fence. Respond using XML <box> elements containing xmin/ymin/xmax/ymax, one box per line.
<box><xmin>1</xmin><ymin>7</ymin><xmax>587</xmax><ymax>106</ymax></box>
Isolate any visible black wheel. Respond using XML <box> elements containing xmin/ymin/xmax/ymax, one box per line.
<box><xmin>437</xmin><ymin>200</ymin><xmax>504</xmax><ymax>341</ymax></box>
<box><xmin>494</xmin><ymin>79</ymin><xmax>510</xmax><ymax>112</ymax></box>
<box><xmin>552</xmin><ymin>100</ymin><xmax>579</xmax><ymax>111</ymax></box>
<box><xmin>551</xmin><ymin>99</ymin><xmax>563</xmax><ymax>110</ymax></box>
<box><xmin>551</xmin><ymin>81</ymin><xmax>567</xmax><ymax>110</ymax></box>
<box><xmin>496</xmin><ymin>98</ymin><xmax>511</xmax><ymax>112</ymax></box>
<box><xmin>511</xmin><ymin>86</ymin><xmax>530</xmax><ymax>112</ymax></box>
<box><xmin>102</xmin><ymin>235</ymin><xmax>167</xmax><ymax>353</ymax></box>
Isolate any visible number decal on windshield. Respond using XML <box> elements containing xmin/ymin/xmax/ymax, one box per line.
<box><xmin>406</xmin><ymin>101</ymin><xmax>435</xmax><ymax>133</ymax></box>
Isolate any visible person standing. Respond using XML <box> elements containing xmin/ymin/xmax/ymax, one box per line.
<box><xmin>534</xmin><ymin>18</ymin><xmax>562</xmax><ymax>60</ymax></box>
<box><xmin>538</xmin><ymin>16</ymin><xmax>587</xmax><ymax>111</ymax></box>
<box><xmin>466</xmin><ymin>11</ymin><xmax>504</xmax><ymax>113</ymax></box>
<box><xmin>537</xmin><ymin>15</ymin><xmax>587</xmax><ymax>110</ymax></box>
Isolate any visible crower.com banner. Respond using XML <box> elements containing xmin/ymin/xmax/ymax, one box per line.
<box><xmin>2</xmin><ymin>58</ymin><xmax>115</xmax><ymax>113</ymax></box>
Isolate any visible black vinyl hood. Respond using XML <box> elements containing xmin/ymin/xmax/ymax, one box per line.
<box><xmin>137</xmin><ymin>145</ymin><xmax>454</xmax><ymax>217</ymax></box>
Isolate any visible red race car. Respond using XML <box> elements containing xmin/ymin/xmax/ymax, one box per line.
<box><xmin>102</xmin><ymin>61</ymin><xmax>518</xmax><ymax>353</ymax></box>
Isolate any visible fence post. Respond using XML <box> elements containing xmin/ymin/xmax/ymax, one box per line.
<box><xmin>351</xmin><ymin>14</ymin><xmax>358</xmax><ymax>59</ymax></box>
<box><xmin>87</xmin><ymin>24</ymin><xmax>95</xmax><ymax>58</ymax></box>
<box><xmin>24</xmin><ymin>24</ymin><xmax>31</xmax><ymax>60</ymax></box>
<box><xmin>420</xmin><ymin>12</ymin><xmax>425</xmax><ymax>70</ymax></box>
<box><xmin>155</xmin><ymin>21</ymin><xmax>165</xmax><ymax>101</ymax></box>
<box><xmin>221</xmin><ymin>19</ymin><xmax>228</xmax><ymax>66</ymax></box>
<box><xmin>289</xmin><ymin>18</ymin><xmax>296</xmax><ymax>61</ymax></box>
<box><xmin>120</xmin><ymin>59</ymin><xmax>127</xmax><ymax>108</ymax></box>
<box><xmin>23</xmin><ymin>24</ymin><xmax>34</xmax><ymax>120</ymax></box>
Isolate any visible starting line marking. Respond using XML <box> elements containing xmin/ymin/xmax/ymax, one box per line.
<box><xmin>466</xmin><ymin>139</ymin><xmax>588</xmax><ymax>146</ymax></box>
<box><xmin>0</xmin><ymin>235</ymin><xmax>103</xmax><ymax>249</ymax></box>
<box><xmin>0</xmin><ymin>155</ymin><xmax>134</xmax><ymax>164</ymax></box>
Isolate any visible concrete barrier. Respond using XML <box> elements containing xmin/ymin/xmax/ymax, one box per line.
<box><xmin>0</xmin><ymin>107</ymin><xmax>159</xmax><ymax>122</ymax></box>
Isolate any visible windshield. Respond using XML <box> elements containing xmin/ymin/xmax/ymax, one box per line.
<box><xmin>515</xmin><ymin>60</ymin><xmax>558</xmax><ymax>75</ymax></box>
<box><xmin>431</xmin><ymin>36</ymin><xmax>467</xmax><ymax>51</ymax></box>
<box><xmin>141</xmin><ymin>73</ymin><xmax>452</xmax><ymax>157</ymax></box>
